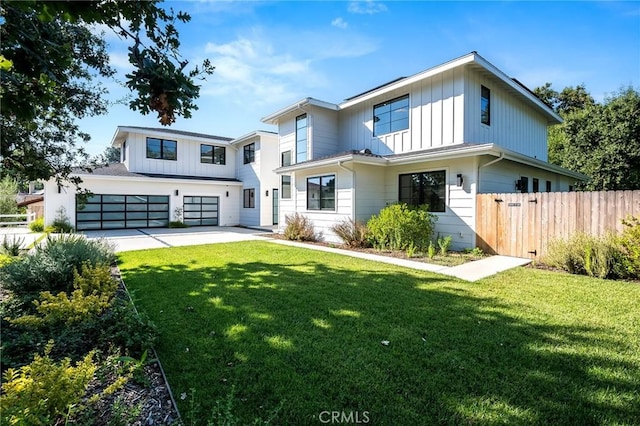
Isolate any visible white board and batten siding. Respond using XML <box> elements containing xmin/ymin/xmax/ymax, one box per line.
<box><xmin>464</xmin><ymin>70</ymin><xmax>549</xmax><ymax>161</ymax></box>
<box><xmin>288</xmin><ymin>166</ymin><xmax>353</xmax><ymax>243</ymax></box>
<box><xmin>124</xmin><ymin>131</ymin><xmax>237</xmax><ymax>178</ymax></box>
<box><xmin>237</xmin><ymin>139</ymin><xmax>262</xmax><ymax>227</ymax></box>
<box><xmin>337</xmin><ymin>68</ymin><xmax>465</xmax><ymax>156</ymax></box>
<box><xmin>381</xmin><ymin>157</ymin><xmax>479</xmax><ymax>251</ymax></box>
<box><xmin>479</xmin><ymin>158</ymin><xmax>576</xmax><ymax>194</ymax></box>
<box><xmin>258</xmin><ymin>134</ymin><xmax>280</xmax><ymax>226</ymax></box>
<box><xmin>308</xmin><ymin>106</ymin><xmax>339</xmax><ymax>159</ymax></box>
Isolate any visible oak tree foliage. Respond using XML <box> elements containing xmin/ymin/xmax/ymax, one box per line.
<box><xmin>535</xmin><ymin>84</ymin><xmax>640</xmax><ymax>190</ymax></box>
<box><xmin>0</xmin><ymin>0</ymin><xmax>214</xmax><ymax>186</ymax></box>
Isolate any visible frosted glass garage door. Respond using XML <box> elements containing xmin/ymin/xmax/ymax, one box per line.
<box><xmin>76</xmin><ymin>194</ymin><xmax>169</xmax><ymax>230</ymax></box>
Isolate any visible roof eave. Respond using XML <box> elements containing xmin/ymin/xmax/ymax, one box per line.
<box><xmin>275</xmin><ymin>154</ymin><xmax>386</xmax><ymax>173</ymax></box>
<box><xmin>261</xmin><ymin>98</ymin><xmax>339</xmax><ymax>125</ymax></box>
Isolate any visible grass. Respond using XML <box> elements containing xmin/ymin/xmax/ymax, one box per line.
<box><xmin>118</xmin><ymin>241</ymin><xmax>640</xmax><ymax>425</ymax></box>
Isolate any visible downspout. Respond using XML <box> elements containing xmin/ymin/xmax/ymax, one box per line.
<box><xmin>338</xmin><ymin>161</ymin><xmax>356</xmax><ymax>220</ymax></box>
<box><xmin>477</xmin><ymin>152</ymin><xmax>504</xmax><ymax>193</ymax></box>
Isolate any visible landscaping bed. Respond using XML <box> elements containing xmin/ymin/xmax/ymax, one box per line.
<box><xmin>0</xmin><ymin>235</ymin><xmax>178</xmax><ymax>425</ymax></box>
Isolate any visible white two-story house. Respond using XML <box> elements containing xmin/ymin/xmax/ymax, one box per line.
<box><xmin>43</xmin><ymin>126</ymin><xmax>279</xmax><ymax>230</ymax></box>
<box><xmin>262</xmin><ymin>52</ymin><xmax>586</xmax><ymax>249</ymax></box>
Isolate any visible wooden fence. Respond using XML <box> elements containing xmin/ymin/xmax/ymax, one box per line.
<box><xmin>476</xmin><ymin>191</ymin><xmax>640</xmax><ymax>259</ymax></box>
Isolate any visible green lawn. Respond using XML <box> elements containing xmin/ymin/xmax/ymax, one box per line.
<box><xmin>118</xmin><ymin>241</ymin><xmax>640</xmax><ymax>425</ymax></box>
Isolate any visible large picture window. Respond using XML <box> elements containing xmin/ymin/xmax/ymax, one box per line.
<box><xmin>146</xmin><ymin>138</ymin><xmax>177</xmax><ymax>160</ymax></box>
<box><xmin>201</xmin><ymin>144</ymin><xmax>226</xmax><ymax>165</ymax></box>
<box><xmin>307</xmin><ymin>175</ymin><xmax>335</xmax><ymax>211</ymax></box>
<box><xmin>481</xmin><ymin>85</ymin><xmax>491</xmax><ymax>126</ymax></box>
<box><xmin>243</xmin><ymin>188</ymin><xmax>255</xmax><ymax>208</ymax></box>
<box><xmin>373</xmin><ymin>94</ymin><xmax>409</xmax><ymax>136</ymax></box>
<box><xmin>243</xmin><ymin>143</ymin><xmax>255</xmax><ymax>164</ymax></box>
<box><xmin>398</xmin><ymin>171</ymin><xmax>446</xmax><ymax>212</ymax></box>
<box><xmin>281</xmin><ymin>175</ymin><xmax>291</xmax><ymax>199</ymax></box>
<box><xmin>296</xmin><ymin>114</ymin><xmax>308</xmax><ymax>163</ymax></box>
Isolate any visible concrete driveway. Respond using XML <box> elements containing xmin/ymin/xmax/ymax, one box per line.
<box><xmin>82</xmin><ymin>226</ymin><xmax>270</xmax><ymax>253</ymax></box>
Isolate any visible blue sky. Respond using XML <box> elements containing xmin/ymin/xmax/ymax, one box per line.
<box><xmin>79</xmin><ymin>0</ymin><xmax>640</xmax><ymax>156</ymax></box>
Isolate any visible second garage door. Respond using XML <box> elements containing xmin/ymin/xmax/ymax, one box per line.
<box><xmin>183</xmin><ymin>196</ymin><xmax>219</xmax><ymax>226</ymax></box>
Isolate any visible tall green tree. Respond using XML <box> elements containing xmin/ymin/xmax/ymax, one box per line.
<box><xmin>535</xmin><ymin>84</ymin><xmax>640</xmax><ymax>190</ymax></box>
<box><xmin>0</xmin><ymin>176</ymin><xmax>19</xmax><ymax>217</ymax></box>
<box><xmin>0</xmin><ymin>1</ymin><xmax>214</xmax><ymax>186</ymax></box>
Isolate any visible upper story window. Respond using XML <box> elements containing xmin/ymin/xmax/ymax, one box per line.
<box><xmin>243</xmin><ymin>143</ymin><xmax>255</xmax><ymax>164</ymax></box>
<box><xmin>146</xmin><ymin>137</ymin><xmax>177</xmax><ymax>161</ymax></box>
<box><xmin>481</xmin><ymin>85</ymin><xmax>491</xmax><ymax>126</ymax></box>
<box><xmin>373</xmin><ymin>94</ymin><xmax>409</xmax><ymax>136</ymax></box>
<box><xmin>307</xmin><ymin>174</ymin><xmax>335</xmax><ymax>211</ymax></box>
<box><xmin>296</xmin><ymin>114</ymin><xmax>308</xmax><ymax>163</ymax></box>
<box><xmin>201</xmin><ymin>144</ymin><xmax>226</xmax><ymax>165</ymax></box>
<box><xmin>122</xmin><ymin>141</ymin><xmax>126</xmax><ymax>162</ymax></box>
<box><xmin>281</xmin><ymin>150</ymin><xmax>292</xmax><ymax>167</ymax></box>
<box><xmin>398</xmin><ymin>170</ymin><xmax>446</xmax><ymax>212</ymax></box>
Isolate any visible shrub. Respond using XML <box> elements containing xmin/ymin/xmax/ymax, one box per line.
<box><xmin>29</xmin><ymin>217</ymin><xmax>45</xmax><ymax>232</ymax></box>
<box><xmin>0</xmin><ymin>253</ymin><xmax>13</xmax><ymax>267</ymax></box>
<box><xmin>1</xmin><ymin>234</ymin><xmax>115</xmax><ymax>302</ymax></box>
<box><xmin>619</xmin><ymin>215</ymin><xmax>640</xmax><ymax>278</ymax></box>
<box><xmin>427</xmin><ymin>241</ymin><xmax>436</xmax><ymax>259</ymax></box>
<box><xmin>437</xmin><ymin>235</ymin><xmax>453</xmax><ymax>256</ymax></box>
<box><xmin>330</xmin><ymin>219</ymin><xmax>370</xmax><ymax>248</ymax></box>
<box><xmin>545</xmin><ymin>232</ymin><xmax>625</xmax><ymax>279</ymax></box>
<box><xmin>11</xmin><ymin>263</ymin><xmax>118</xmax><ymax>327</ymax></box>
<box><xmin>1</xmin><ymin>235</ymin><xmax>24</xmax><ymax>256</ymax></box>
<box><xmin>51</xmin><ymin>206</ymin><xmax>74</xmax><ymax>233</ymax></box>
<box><xmin>284</xmin><ymin>213</ymin><xmax>320</xmax><ymax>242</ymax></box>
<box><xmin>367</xmin><ymin>203</ymin><xmax>437</xmax><ymax>251</ymax></box>
<box><xmin>169</xmin><ymin>220</ymin><xmax>189</xmax><ymax>228</ymax></box>
<box><xmin>1</xmin><ymin>342</ymin><xmax>96</xmax><ymax>425</ymax></box>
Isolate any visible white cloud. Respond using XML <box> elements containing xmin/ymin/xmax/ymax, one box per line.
<box><xmin>331</xmin><ymin>17</ymin><xmax>348</xmax><ymax>29</ymax></box>
<box><xmin>199</xmin><ymin>29</ymin><xmax>378</xmax><ymax>106</ymax></box>
<box><xmin>348</xmin><ymin>1</ymin><xmax>388</xmax><ymax>15</ymax></box>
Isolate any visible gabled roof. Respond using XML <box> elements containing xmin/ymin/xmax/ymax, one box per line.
<box><xmin>111</xmin><ymin>126</ymin><xmax>234</xmax><ymax>147</ymax></box>
<box><xmin>261</xmin><ymin>52</ymin><xmax>562</xmax><ymax>126</ymax></box>
<box><xmin>261</xmin><ymin>98</ymin><xmax>339</xmax><ymax>125</ymax></box>
<box><xmin>231</xmin><ymin>130</ymin><xmax>279</xmax><ymax>146</ymax></box>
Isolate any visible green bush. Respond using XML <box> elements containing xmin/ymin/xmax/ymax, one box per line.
<box><xmin>284</xmin><ymin>213</ymin><xmax>320</xmax><ymax>242</ymax></box>
<box><xmin>1</xmin><ymin>235</ymin><xmax>24</xmax><ymax>256</ymax></box>
<box><xmin>0</xmin><ymin>234</ymin><xmax>115</xmax><ymax>303</ymax></box>
<box><xmin>50</xmin><ymin>206</ymin><xmax>74</xmax><ymax>233</ymax></box>
<box><xmin>367</xmin><ymin>203</ymin><xmax>437</xmax><ymax>251</ymax></box>
<box><xmin>169</xmin><ymin>220</ymin><xmax>189</xmax><ymax>228</ymax></box>
<box><xmin>437</xmin><ymin>235</ymin><xmax>453</xmax><ymax>256</ymax></box>
<box><xmin>619</xmin><ymin>216</ymin><xmax>640</xmax><ymax>278</ymax></box>
<box><xmin>11</xmin><ymin>263</ymin><xmax>118</xmax><ymax>327</ymax></box>
<box><xmin>1</xmin><ymin>342</ymin><xmax>96</xmax><ymax>425</ymax></box>
<box><xmin>544</xmin><ymin>232</ymin><xmax>625</xmax><ymax>279</ymax></box>
<box><xmin>330</xmin><ymin>219</ymin><xmax>370</xmax><ymax>248</ymax></box>
<box><xmin>29</xmin><ymin>217</ymin><xmax>45</xmax><ymax>232</ymax></box>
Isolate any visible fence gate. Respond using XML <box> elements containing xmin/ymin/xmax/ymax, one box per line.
<box><xmin>476</xmin><ymin>191</ymin><xmax>640</xmax><ymax>259</ymax></box>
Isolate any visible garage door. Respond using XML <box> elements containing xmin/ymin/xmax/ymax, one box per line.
<box><xmin>183</xmin><ymin>196</ymin><xmax>219</xmax><ymax>226</ymax></box>
<box><xmin>76</xmin><ymin>194</ymin><xmax>170</xmax><ymax>231</ymax></box>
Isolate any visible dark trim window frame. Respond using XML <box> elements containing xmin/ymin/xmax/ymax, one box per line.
<box><xmin>146</xmin><ymin>137</ymin><xmax>177</xmax><ymax>160</ymax></box>
<box><xmin>243</xmin><ymin>188</ymin><xmax>255</xmax><ymax>208</ymax></box>
<box><xmin>281</xmin><ymin>150</ymin><xmax>292</xmax><ymax>167</ymax></box>
<box><xmin>243</xmin><ymin>143</ymin><xmax>255</xmax><ymax>164</ymax></box>
<box><xmin>200</xmin><ymin>144</ymin><xmax>226</xmax><ymax>165</ymax></box>
<box><xmin>307</xmin><ymin>174</ymin><xmax>335</xmax><ymax>211</ymax></box>
<box><xmin>546</xmin><ymin>180</ymin><xmax>552</xmax><ymax>192</ymax></box>
<box><xmin>122</xmin><ymin>141</ymin><xmax>127</xmax><ymax>162</ymax></box>
<box><xmin>296</xmin><ymin>114</ymin><xmax>308</xmax><ymax>163</ymax></box>
<box><xmin>281</xmin><ymin>175</ymin><xmax>291</xmax><ymax>199</ymax></box>
<box><xmin>533</xmin><ymin>178</ymin><xmax>540</xmax><ymax>193</ymax></box>
<box><xmin>481</xmin><ymin>85</ymin><xmax>491</xmax><ymax>126</ymax></box>
<box><xmin>373</xmin><ymin>94</ymin><xmax>409</xmax><ymax>136</ymax></box>
<box><xmin>398</xmin><ymin>170</ymin><xmax>446</xmax><ymax>213</ymax></box>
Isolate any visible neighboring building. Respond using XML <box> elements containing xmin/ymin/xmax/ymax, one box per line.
<box><xmin>17</xmin><ymin>195</ymin><xmax>44</xmax><ymax>219</ymax></box>
<box><xmin>43</xmin><ymin>126</ymin><xmax>278</xmax><ymax>231</ymax></box>
<box><xmin>262</xmin><ymin>52</ymin><xmax>586</xmax><ymax>249</ymax></box>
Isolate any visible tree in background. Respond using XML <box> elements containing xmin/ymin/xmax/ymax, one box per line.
<box><xmin>0</xmin><ymin>176</ymin><xmax>19</xmax><ymax>218</ymax></box>
<box><xmin>0</xmin><ymin>1</ymin><xmax>214</xmax><ymax>187</ymax></box>
<box><xmin>100</xmin><ymin>147</ymin><xmax>122</xmax><ymax>165</ymax></box>
<box><xmin>535</xmin><ymin>84</ymin><xmax>640</xmax><ymax>190</ymax></box>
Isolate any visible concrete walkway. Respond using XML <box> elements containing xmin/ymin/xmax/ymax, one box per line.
<box><xmin>270</xmin><ymin>239</ymin><xmax>531</xmax><ymax>282</ymax></box>
<box><xmin>1</xmin><ymin>226</ymin><xmax>531</xmax><ymax>282</ymax></box>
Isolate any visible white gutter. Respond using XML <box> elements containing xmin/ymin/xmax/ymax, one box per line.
<box><xmin>477</xmin><ymin>153</ymin><xmax>505</xmax><ymax>193</ymax></box>
<box><xmin>338</xmin><ymin>161</ymin><xmax>356</xmax><ymax>219</ymax></box>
